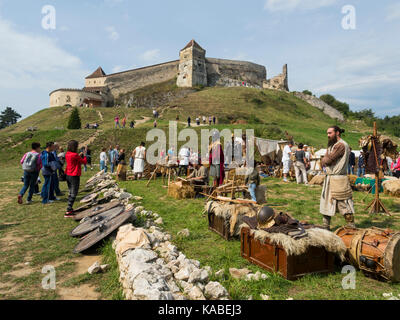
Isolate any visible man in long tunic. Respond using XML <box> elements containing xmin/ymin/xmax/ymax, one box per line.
<box><xmin>320</xmin><ymin>126</ymin><xmax>356</xmax><ymax>230</ymax></box>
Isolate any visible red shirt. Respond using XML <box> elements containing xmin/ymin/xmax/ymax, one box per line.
<box><xmin>65</xmin><ymin>151</ymin><xmax>87</xmax><ymax>176</ymax></box>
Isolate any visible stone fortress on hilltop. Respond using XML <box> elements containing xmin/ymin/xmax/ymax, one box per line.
<box><xmin>49</xmin><ymin>40</ymin><xmax>289</xmax><ymax>108</ymax></box>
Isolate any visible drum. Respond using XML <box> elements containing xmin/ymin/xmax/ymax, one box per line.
<box><xmin>335</xmin><ymin>226</ymin><xmax>400</xmax><ymax>282</ymax></box>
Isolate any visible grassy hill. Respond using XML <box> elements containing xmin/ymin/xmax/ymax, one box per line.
<box><xmin>1</xmin><ymin>83</ymin><xmax>398</xmax><ymax>167</ymax></box>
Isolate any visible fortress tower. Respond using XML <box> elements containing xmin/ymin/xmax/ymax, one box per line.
<box><xmin>176</xmin><ymin>40</ymin><xmax>208</xmax><ymax>87</ymax></box>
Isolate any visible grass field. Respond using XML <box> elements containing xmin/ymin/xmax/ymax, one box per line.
<box><xmin>1</xmin><ymin>162</ymin><xmax>400</xmax><ymax>300</ymax></box>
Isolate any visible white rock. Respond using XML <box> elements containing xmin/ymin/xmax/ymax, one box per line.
<box><xmin>155</xmin><ymin>218</ymin><xmax>163</xmax><ymax>225</ymax></box>
<box><xmin>134</xmin><ymin>206</ymin><xmax>144</xmax><ymax>214</ymax></box>
<box><xmin>204</xmin><ymin>266</ymin><xmax>212</xmax><ymax>274</ymax></box>
<box><xmin>167</xmin><ymin>281</ymin><xmax>181</xmax><ymax>293</ymax></box>
<box><xmin>156</xmin><ymin>258</ymin><xmax>164</xmax><ymax>265</ymax></box>
<box><xmin>100</xmin><ymin>264</ymin><xmax>110</xmax><ymax>272</ymax></box>
<box><xmin>204</xmin><ymin>282</ymin><xmax>229</xmax><ymax>300</ymax></box>
<box><xmin>167</xmin><ymin>244</ymin><xmax>178</xmax><ymax>253</ymax></box>
<box><xmin>177</xmin><ymin>253</ymin><xmax>186</xmax><ymax>262</ymax></box>
<box><xmin>88</xmin><ymin>261</ymin><xmax>101</xmax><ymax>274</ymax></box>
<box><xmin>261</xmin><ymin>294</ymin><xmax>270</xmax><ymax>300</ymax></box>
<box><xmin>174</xmin><ymin>267</ymin><xmax>192</xmax><ymax>281</ymax></box>
<box><xmin>229</xmin><ymin>268</ymin><xmax>251</xmax><ymax>279</ymax></box>
<box><xmin>383</xmin><ymin>292</ymin><xmax>393</xmax><ymax>297</ymax></box>
<box><xmin>261</xmin><ymin>273</ymin><xmax>269</xmax><ymax>280</ymax></box>
<box><xmin>125</xmin><ymin>248</ymin><xmax>158</xmax><ymax>264</ymax></box>
<box><xmin>188</xmin><ymin>269</ymin><xmax>209</xmax><ymax>284</ymax></box>
<box><xmin>187</xmin><ymin>286</ymin><xmax>206</xmax><ymax>300</ymax></box>
<box><xmin>286</xmin><ymin>297</ymin><xmax>294</xmax><ymax>300</ymax></box>
<box><xmin>190</xmin><ymin>259</ymin><xmax>201</xmax><ymax>268</ymax></box>
<box><xmin>177</xmin><ymin>228</ymin><xmax>190</xmax><ymax>237</ymax></box>
<box><xmin>215</xmin><ymin>269</ymin><xmax>225</xmax><ymax>278</ymax></box>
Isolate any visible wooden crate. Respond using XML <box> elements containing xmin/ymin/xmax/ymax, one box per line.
<box><xmin>240</xmin><ymin>226</ymin><xmax>335</xmax><ymax>280</ymax></box>
<box><xmin>208</xmin><ymin>212</ymin><xmax>232</xmax><ymax>240</ymax></box>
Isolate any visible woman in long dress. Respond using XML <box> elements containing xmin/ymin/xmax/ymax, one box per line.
<box><xmin>132</xmin><ymin>142</ymin><xmax>146</xmax><ymax>180</ymax></box>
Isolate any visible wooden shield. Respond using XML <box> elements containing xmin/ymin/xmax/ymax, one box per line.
<box><xmin>70</xmin><ymin>205</ymin><xmax>125</xmax><ymax>237</ymax></box>
<box><xmin>73</xmin><ymin>201</ymin><xmax>122</xmax><ymax>221</ymax></box>
<box><xmin>80</xmin><ymin>193</ymin><xmax>98</xmax><ymax>204</ymax></box>
<box><xmin>73</xmin><ymin>209</ymin><xmax>133</xmax><ymax>254</ymax></box>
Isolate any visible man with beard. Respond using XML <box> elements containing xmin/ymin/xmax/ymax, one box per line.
<box><xmin>320</xmin><ymin>126</ymin><xmax>356</xmax><ymax>230</ymax></box>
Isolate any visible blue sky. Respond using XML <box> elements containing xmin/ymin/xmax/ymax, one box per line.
<box><xmin>0</xmin><ymin>0</ymin><xmax>399</xmax><ymax>118</ymax></box>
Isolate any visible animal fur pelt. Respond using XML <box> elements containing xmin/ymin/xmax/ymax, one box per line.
<box><xmin>240</xmin><ymin>224</ymin><xmax>346</xmax><ymax>260</ymax></box>
<box><xmin>382</xmin><ymin>179</ymin><xmax>400</xmax><ymax>198</ymax></box>
<box><xmin>309</xmin><ymin>174</ymin><xmax>326</xmax><ymax>186</ymax></box>
<box><xmin>206</xmin><ymin>201</ymin><xmax>258</xmax><ymax>236</ymax></box>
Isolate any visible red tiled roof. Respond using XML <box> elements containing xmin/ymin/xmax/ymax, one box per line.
<box><xmin>85</xmin><ymin>67</ymin><xmax>107</xmax><ymax>79</ymax></box>
<box><xmin>181</xmin><ymin>39</ymin><xmax>204</xmax><ymax>51</ymax></box>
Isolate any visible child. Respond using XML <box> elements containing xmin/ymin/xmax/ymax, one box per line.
<box><xmin>64</xmin><ymin>140</ymin><xmax>87</xmax><ymax>218</ymax></box>
<box><xmin>40</xmin><ymin>142</ymin><xmax>58</xmax><ymax>204</ymax></box>
<box><xmin>18</xmin><ymin>142</ymin><xmax>42</xmax><ymax>205</ymax></box>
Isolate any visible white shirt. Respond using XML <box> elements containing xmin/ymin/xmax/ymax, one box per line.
<box><xmin>135</xmin><ymin>146</ymin><xmax>146</xmax><ymax>160</ymax></box>
<box><xmin>100</xmin><ymin>152</ymin><xmax>107</xmax><ymax>162</ymax></box>
<box><xmin>304</xmin><ymin>151</ymin><xmax>311</xmax><ymax>161</ymax></box>
<box><xmin>282</xmin><ymin>145</ymin><xmax>292</xmax><ymax>162</ymax></box>
<box><xmin>179</xmin><ymin>147</ymin><xmax>190</xmax><ymax>166</ymax></box>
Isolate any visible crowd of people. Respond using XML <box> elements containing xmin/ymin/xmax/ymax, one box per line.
<box><xmin>186</xmin><ymin>115</ymin><xmax>217</xmax><ymax>127</ymax></box>
<box><xmin>18</xmin><ymin>140</ymin><xmax>88</xmax><ymax>218</ymax></box>
<box><xmin>114</xmin><ymin>115</ymin><xmax>135</xmax><ymax>129</ymax></box>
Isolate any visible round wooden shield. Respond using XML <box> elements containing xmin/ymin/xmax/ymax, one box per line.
<box><xmin>70</xmin><ymin>205</ymin><xmax>125</xmax><ymax>237</ymax></box>
<box><xmin>73</xmin><ymin>209</ymin><xmax>133</xmax><ymax>254</ymax></box>
<box><xmin>73</xmin><ymin>201</ymin><xmax>122</xmax><ymax>221</ymax></box>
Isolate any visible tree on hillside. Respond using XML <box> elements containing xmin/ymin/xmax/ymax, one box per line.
<box><xmin>0</xmin><ymin>107</ymin><xmax>21</xmax><ymax>129</ymax></box>
<box><xmin>67</xmin><ymin>107</ymin><xmax>81</xmax><ymax>129</ymax></box>
<box><xmin>319</xmin><ymin>94</ymin><xmax>350</xmax><ymax>116</ymax></box>
<box><xmin>302</xmin><ymin>90</ymin><xmax>312</xmax><ymax>96</ymax></box>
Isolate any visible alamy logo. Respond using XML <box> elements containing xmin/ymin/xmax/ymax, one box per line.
<box><xmin>341</xmin><ymin>5</ymin><xmax>356</xmax><ymax>30</ymax></box>
<box><xmin>41</xmin><ymin>5</ymin><xmax>56</xmax><ymax>30</ymax></box>
<box><xmin>41</xmin><ymin>265</ymin><xmax>56</xmax><ymax>290</ymax></box>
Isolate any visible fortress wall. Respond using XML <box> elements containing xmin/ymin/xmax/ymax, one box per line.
<box><xmin>205</xmin><ymin>58</ymin><xmax>266</xmax><ymax>87</ymax></box>
<box><xmin>105</xmin><ymin>60</ymin><xmax>179</xmax><ymax>97</ymax></box>
<box><xmin>49</xmin><ymin>89</ymin><xmax>104</xmax><ymax>107</ymax></box>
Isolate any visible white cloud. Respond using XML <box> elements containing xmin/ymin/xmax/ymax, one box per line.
<box><xmin>264</xmin><ymin>0</ymin><xmax>337</xmax><ymax>12</ymax></box>
<box><xmin>0</xmin><ymin>16</ymin><xmax>87</xmax><ymax>91</ymax></box>
<box><xmin>111</xmin><ymin>65</ymin><xmax>124</xmax><ymax>73</ymax></box>
<box><xmin>105</xmin><ymin>26</ymin><xmax>120</xmax><ymax>41</ymax></box>
<box><xmin>386</xmin><ymin>3</ymin><xmax>400</xmax><ymax>21</ymax></box>
<box><xmin>140</xmin><ymin>49</ymin><xmax>160</xmax><ymax>62</ymax></box>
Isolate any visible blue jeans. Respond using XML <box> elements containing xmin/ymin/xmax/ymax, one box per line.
<box><xmin>100</xmin><ymin>160</ymin><xmax>107</xmax><ymax>172</ymax></box>
<box><xmin>53</xmin><ymin>172</ymin><xmax>61</xmax><ymax>195</ymax></box>
<box><xmin>110</xmin><ymin>162</ymin><xmax>115</xmax><ymax>173</ymax></box>
<box><xmin>348</xmin><ymin>165</ymin><xmax>354</xmax><ymax>175</ymax></box>
<box><xmin>357</xmin><ymin>167</ymin><xmax>365</xmax><ymax>177</ymax></box>
<box><xmin>19</xmin><ymin>171</ymin><xmax>39</xmax><ymax>201</ymax></box>
<box><xmin>41</xmin><ymin>174</ymin><xmax>55</xmax><ymax>203</ymax></box>
<box><xmin>248</xmin><ymin>183</ymin><xmax>257</xmax><ymax>202</ymax></box>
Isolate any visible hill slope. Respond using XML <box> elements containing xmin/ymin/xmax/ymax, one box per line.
<box><xmin>1</xmin><ymin>84</ymin><xmax>398</xmax><ymax>167</ymax></box>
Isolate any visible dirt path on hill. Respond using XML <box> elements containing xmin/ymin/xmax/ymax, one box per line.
<box><xmin>80</xmin><ymin>130</ymin><xmax>102</xmax><ymax>147</ymax></box>
<box><xmin>135</xmin><ymin>116</ymin><xmax>151</xmax><ymax>126</ymax></box>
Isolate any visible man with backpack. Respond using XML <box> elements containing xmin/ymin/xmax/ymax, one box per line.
<box><xmin>40</xmin><ymin>142</ymin><xmax>58</xmax><ymax>204</ymax></box>
<box><xmin>18</xmin><ymin>142</ymin><xmax>42</xmax><ymax>205</ymax></box>
<box><xmin>52</xmin><ymin>143</ymin><xmax>64</xmax><ymax>197</ymax></box>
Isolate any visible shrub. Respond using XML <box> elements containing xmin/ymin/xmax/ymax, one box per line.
<box><xmin>67</xmin><ymin>107</ymin><xmax>81</xmax><ymax>129</ymax></box>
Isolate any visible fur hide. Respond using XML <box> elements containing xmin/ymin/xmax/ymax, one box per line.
<box><xmin>239</xmin><ymin>224</ymin><xmax>346</xmax><ymax>260</ymax></box>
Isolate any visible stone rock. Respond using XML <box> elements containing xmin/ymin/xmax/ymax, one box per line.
<box><xmin>177</xmin><ymin>228</ymin><xmax>190</xmax><ymax>237</ymax></box>
<box><xmin>205</xmin><ymin>282</ymin><xmax>229</xmax><ymax>300</ymax></box>
<box><xmin>189</xmin><ymin>259</ymin><xmax>201</xmax><ymax>268</ymax></box>
<box><xmin>167</xmin><ymin>244</ymin><xmax>178</xmax><ymax>254</ymax></box>
<box><xmin>88</xmin><ymin>261</ymin><xmax>101</xmax><ymax>274</ymax></box>
<box><xmin>286</xmin><ymin>297</ymin><xmax>294</xmax><ymax>300</ymax></box>
<box><xmin>261</xmin><ymin>273</ymin><xmax>269</xmax><ymax>280</ymax></box>
<box><xmin>229</xmin><ymin>268</ymin><xmax>251</xmax><ymax>279</ymax></box>
<box><xmin>156</xmin><ymin>258</ymin><xmax>164</xmax><ymax>265</ymax></box>
<box><xmin>134</xmin><ymin>206</ymin><xmax>144</xmax><ymax>214</ymax></box>
<box><xmin>187</xmin><ymin>286</ymin><xmax>206</xmax><ymax>300</ymax></box>
<box><xmin>154</xmin><ymin>217</ymin><xmax>163</xmax><ymax>225</ymax></box>
<box><xmin>188</xmin><ymin>269</ymin><xmax>209</xmax><ymax>284</ymax></box>
<box><xmin>100</xmin><ymin>264</ymin><xmax>110</xmax><ymax>272</ymax></box>
<box><xmin>174</xmin><ymin>266</ymin><xmax>191</xmax><ymax>281</ymax></box>
<box><xmin>177</xmin><ymin>253</ymin><xmax>186</xmax><ymax>262</ymax></box>
<box><xmin>196</xmin><ymin>283</ymin><xmax>205</xmax><ymax>292</ymax></box>
<box><xmin>125</xmin><ymin>248</ymin><xmax>158</xmax><ymax>264</ymax></box>
<box><xmin>132</xmin><ymin>196</ymin><xmax>143</xmax><ymax>201</ymax></box>
<box><xmin>261</xmin><ymin>294</ymin><xmax>270</xmax><ymax>300</ymax></box>
<box><xmin>167</xmin><ymin>281</ymin><xmax>181</xmax><ymax>293</ymax></box>
<box><xmin>163</xmin><ymin>234</ymin><xmax>171</xmax><ymax>241</ymax></box>
<box><xmin>215</xmin><ymin>269</ymin><xmax>225</xmax><ymax>278</ymax></box>
<box><xmin>204</xmin><ymin>266</ymin><xmax>212</xmax><ymax>274</ymax></box>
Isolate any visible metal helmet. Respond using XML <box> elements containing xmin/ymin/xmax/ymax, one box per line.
<box><xmin>257</xmin><ymin>206</ymin><xmax>275</xmax><ymax>225</ymax></box>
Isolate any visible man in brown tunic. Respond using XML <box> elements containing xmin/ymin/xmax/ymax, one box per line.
<box><xmin>320</xmin><ymin>126</ymin><xmax>356</xmax><ymax>230</ymax></box>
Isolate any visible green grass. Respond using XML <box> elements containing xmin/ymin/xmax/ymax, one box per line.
<box><xmin>117</xmin><ymin>176</ymin><xmax>400</xmax><ymax>300</ymax></box>
<box><xmin>0</xmin><ymin>166</ymin><xmax>123</xmax><ymax>300</ymax></box>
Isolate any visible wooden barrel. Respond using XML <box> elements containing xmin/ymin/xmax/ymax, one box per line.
<box><xmin>335</xmin><ymin>226</ymin><xmax>400</xmax><ymax>282</ymax></box>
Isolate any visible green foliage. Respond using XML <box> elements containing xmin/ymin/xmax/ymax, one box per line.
<box><xmin>302</xmin><ymin>90</ymin><xmax>312</xmax><ymax>96</ymax></box>
<box><xmin>67</xmin><ymin>107</ymin><xmax>81</xmax><ymax>129</ymax></box>
<box><xmin>319</xmin><ymin>94</ymin><xmax>350</xmax><ymax>116</ymax></box>
<box><xmin>0</xmin><ymin>107</ymin><xmax>21</xmax><ymax>129</ymax></box>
